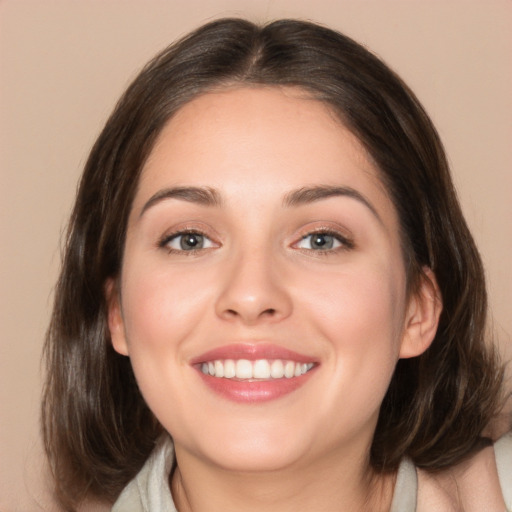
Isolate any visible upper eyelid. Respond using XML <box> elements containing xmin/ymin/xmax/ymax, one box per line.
<box><xmin>158</xmin><ymin>226</ymin><xmax>217</xmax><ymax>247</ymax></box>
<box><xmin>293</xmin><ymin>223</ymin><xmax>353</xmax><ymax>240</ymax></box>
<box><xmin>160</xmin><ymin>222</ymin><xmax>216</xmax><ymax>237</ymax></box>
<box><xmin>156</xmin><ymin>223</ymin><xmax>354</xmax><ymax>249</ymax></box>
<box><xmin>291</xmin><ymin>224</ymin><xmax>355</xmax><ymax>250</ymax></box>
<box><xmin>295</xmin><ymin>232</ymin><xmax>353</xmax><ymax>247</ymax></box>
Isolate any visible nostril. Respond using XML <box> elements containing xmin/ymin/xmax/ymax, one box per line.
<box><xmin>224</xmin><ymin>307</ymin><xmax>276</xmax><ymax>319</ymax></box>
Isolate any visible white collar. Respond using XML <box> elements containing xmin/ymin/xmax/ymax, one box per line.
<box><xmin>113</xmin><ymin>435</ymin><xmax>419</xmax><ymax>512</ymax></box>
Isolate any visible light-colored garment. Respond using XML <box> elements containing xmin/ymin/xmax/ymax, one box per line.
<box><xmin>112</xmin><ymin>436</ymin><xmax>177</xmax><ymax>512</ymax></box>
<box><xmin>495</xmin><ymin>432</ymin><xmax>512</xmax><ymax>510</ymax></box>
<box><xmin>388</xmin><ymin>456</ymin><xmax>417</xmax><ymax>512</ymax></box>
<box><xmin>112</xmin><ymin>433</ymin><xmax>512</xmax><ymax>512</ymax></box>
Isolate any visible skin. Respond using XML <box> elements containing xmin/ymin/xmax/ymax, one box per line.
<box><xmin>417</xmin><ymin>445</ymin><xmax>506</xmax><ymax>511</ymax></box>
<box><xmin>107</xmin><ymin>87</ymin><xmax>441</xmax><ymax>512</ymax></box>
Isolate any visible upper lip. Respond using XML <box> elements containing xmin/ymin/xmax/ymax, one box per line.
<box><xmin>190</xmin><ymin>343</ymin><xmax>317</xmax><ymax>365</ymax></box>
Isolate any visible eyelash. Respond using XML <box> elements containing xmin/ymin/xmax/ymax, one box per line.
<box><xmin>157</xmin><ymin>228</ymin><xmax>354</xmax><ymax>255</ymax></box>
<box><xmin>158</xmin><ymin>229</ymin><xmax>216</xmax><ymax>255</ymax></box>
<box><xmin>293</xmin><ymin>229</ymin><xmax>354</xmax><ymax>254</ymax></box>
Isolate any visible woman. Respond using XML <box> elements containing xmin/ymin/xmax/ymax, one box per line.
<box><xmin>42</xmin><ymin>18</ymin><xmax>510</xmax><ymax>511</ymax></box>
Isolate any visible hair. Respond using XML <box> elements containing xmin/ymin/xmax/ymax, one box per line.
<box><xmin>42</xmin><ymin>17</ymin><xmax>504</xmax><ymax>509</ymax></box>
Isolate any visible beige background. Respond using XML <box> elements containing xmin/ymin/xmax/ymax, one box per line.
<box><xmin>1</xmin><ymin>1</ymin><xmax>511</xmax><ymax>510</ymax></box>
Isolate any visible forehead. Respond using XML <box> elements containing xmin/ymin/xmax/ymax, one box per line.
<box><xmin>135</xmin><ymin>86</ymin><xmax>395</xmax><ymax>223</ymax></box>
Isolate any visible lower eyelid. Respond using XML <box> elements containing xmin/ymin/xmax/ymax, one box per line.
<box><xmin>159</xmin><ymin>231</ymin><xmax>215</xmax><ymax>249</ymax></box>
<box><xmin>294</xmin><ymin>231</ymin><xmax>353</xmax><ymax>250</ymax></box>
<box><xmin>158</xmin><ymin>227</ymin><xmax>353</xmax><ymax>252</ymax></box>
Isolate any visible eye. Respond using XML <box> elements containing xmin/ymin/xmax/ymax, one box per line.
<box><xmin>161</xmin><ymin>231</ymin><xmax>215</xmax><ymax>252</ymax></box>
<box><xmin>295</xmin><ymin>231</ymin><xmax>351</xmax><ymax>251</ymax></box>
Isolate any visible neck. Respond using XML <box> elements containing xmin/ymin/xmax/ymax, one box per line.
<box><xmin>171</xmin><ymin>444</ymin><xmax>395</xmax><ymax>512</ymax></box>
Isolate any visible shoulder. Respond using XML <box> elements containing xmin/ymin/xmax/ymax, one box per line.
<box><xmin>417</xmin><ymin>434</ymin><xmax>511</xmax><ymax>512</ymax></box>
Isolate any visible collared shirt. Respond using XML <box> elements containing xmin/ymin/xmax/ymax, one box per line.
<box><xmin>112</xmin><ymin>433</ymin><xmax>512</xmax><ymax>512</ymax></box>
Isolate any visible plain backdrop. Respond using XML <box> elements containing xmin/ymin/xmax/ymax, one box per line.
<box><xmin>1</xmin><ymin>1</ymin><xmax>511</xmax><ymax>510</ymax></box>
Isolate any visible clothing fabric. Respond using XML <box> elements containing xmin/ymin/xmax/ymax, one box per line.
<box><xmin>112</xmin><ymin>436</ymin><xmax>176</xmax><ymax>512</ymax></box>
<box><xmin>495</xmin><ymin>432</ymin><xmax>512</xmax><ymax>510</ymax></box>
<box><xmin>388</xmin><ymin>457</ymin><xmax>417</xmax><ymax>512</ymax></box>
<box><xmin>112</xmin><ymin>433</ymin><xmax>512</xmax><ymax>512</ymax></box>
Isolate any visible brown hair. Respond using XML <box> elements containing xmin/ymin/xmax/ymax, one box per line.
<box><xmin>42</xmin><ymin>18</ymin><xmax>504</xmax><ymax>509</ymax></box>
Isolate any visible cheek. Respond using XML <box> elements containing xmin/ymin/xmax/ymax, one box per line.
<box><xmin>118</xmin><ymin>258</ymin><xmax>218</xmax><ymax>417</ymax></box>
<box><xmin>119</xmin><ymin>261</ymin><xmax>216</xmax><ymax>425</ymax></box>
<box><xmin>121</xmin><ymin>261</ymin><xmax>211</xmax><ymax>351</ymax></box>
<box><xmin>297</xmin><ymin>259</ymin><xmax>406</xmax><ymax>415</ymax></box>
<box><xmin>301</xmin><ymin>258</ymin><xmax>405</xmax><ymax>345</ymax></box>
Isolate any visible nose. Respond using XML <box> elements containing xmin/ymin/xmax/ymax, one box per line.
<box><xmin>214</xmin><ymin>249</ymin><xmax>293</xmax><ymax>325</ymax></box>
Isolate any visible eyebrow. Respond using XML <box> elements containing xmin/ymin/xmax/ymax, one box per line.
<box><xmin>139</xmin><ymin>186</ymin><xmax>222</xmax><ymax>218</ymax></box>
<box><xmin>282</xmin><ymin>185</ymin><xmax>382</xmax><ymax>223</ymax></box>
<box><xmin>139</xmin><ymin>184</ymin><xmax>382</xmax><ymax>224</ymax></box>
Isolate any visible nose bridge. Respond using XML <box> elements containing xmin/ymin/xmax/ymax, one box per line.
<box><xmin>214</xmin><ymin>242</ymin><xmax>292</xmax><ymax>324</ymax></box>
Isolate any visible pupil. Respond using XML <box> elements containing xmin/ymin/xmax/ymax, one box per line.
<box><xmin>312</xmin><ymin>234</ymin><xmax>333</xmax><ymax>249</ymax></box>
<box><xmin>181</xmin><ymin>233</ymin><xmax>202</xmax><ymax>250</ymax></box>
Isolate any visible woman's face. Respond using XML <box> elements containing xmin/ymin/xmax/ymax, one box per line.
<box><xmin>108</xmin><ymin>87</ymin><xmax>429</xmax><ymax>472</ymax></box>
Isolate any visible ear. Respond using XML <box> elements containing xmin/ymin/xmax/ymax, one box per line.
<box><xmin>399</xmin><ymin>267</ymin><xmax>442</xmax><ymax>359</ymax></box>
<box><xmin>105</xmin><ymin>278</ymin><xmax>129</xmax><ymax>356</ymax></box>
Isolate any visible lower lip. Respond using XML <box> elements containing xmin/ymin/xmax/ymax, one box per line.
<box><xmin>196</xmin><ymin>368</ymin><xmax>316</xmax><ymax>403</ymax></box>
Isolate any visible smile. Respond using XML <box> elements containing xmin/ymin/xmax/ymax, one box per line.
<box><xmin>192</xmin><ymin>344</ymin><xmax>318</xmax><ymax>403</ymax></box>
<box><xmin>200</xmin><ymin>359</ymin><xmax>315</xmax><ymax>380</ymax></box>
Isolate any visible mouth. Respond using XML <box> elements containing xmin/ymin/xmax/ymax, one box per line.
<box><xmin>192</xmin><ymin>344</ymin><xmax>318</xmax><ymax>403</ymax></box>
<box><xmin>200</xmin><ymin>359</ymin><xmax>315</xmax><ymax>380</ymax></box>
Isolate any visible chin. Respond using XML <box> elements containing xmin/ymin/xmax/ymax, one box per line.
<box><xmin>203</xmin><ymin>441</ymin><xmax>308</xmax><ymax>473</ymax></box>
<box><xmin>178</xmin><ymin>420</ymin><xmax>315</xmax><ymax>473</ymax></box>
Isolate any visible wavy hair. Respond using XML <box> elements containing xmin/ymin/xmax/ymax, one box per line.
<box><xmin>42</xmin><ymin>18</ymin><xmax>504</xmax><ymax>509</ymax></box>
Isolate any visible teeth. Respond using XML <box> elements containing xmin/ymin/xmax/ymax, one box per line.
<box><xmin>224</xmin><ymin>359</ymin><xmax>236</xmax><ymax>378</ymax></box>
<box><xmin>200</xmin><ymin>359</ymin><xmax>314</xmax><ymax>380</ymax></box>
<box><xmin>284</xmin><ymin>361</ymin><xmax>295</xmax><ymax>378</ymax></box>
<box><xmin>253</xmin><ymin>359</ymin><xmax>271</xmax><ymax>379</ymax></box>
<box><xmin>214</xmin><ymin>360</ymin><xmax>224</xmax><ymax>378</ymax></box>
<box><xmin>236</xmin><ymin>359</ymin><xmax>253</xmax><ymax>379</ymax></box>
<box><xmin>270</xmin><ymin>360</ymin><xmax>284</xmax><ymax>378</ymax></box>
